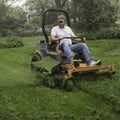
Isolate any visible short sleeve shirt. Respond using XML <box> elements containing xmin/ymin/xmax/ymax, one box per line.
<box><xmin>51</xmin><ymin>26</ymin><xmax>75</xmax><ymax>45</ymax></box>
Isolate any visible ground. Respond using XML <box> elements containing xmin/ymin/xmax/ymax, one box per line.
<box><xmin>0</xmin><ymin>36</ymin><xmax>120</xmax><ymax>120</ymax></box>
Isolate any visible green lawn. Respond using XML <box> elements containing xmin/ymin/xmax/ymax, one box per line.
<box><xmin>0</xmin><ymin>37</ymin><xmax>120</xmax><ymax>120</ymax></box>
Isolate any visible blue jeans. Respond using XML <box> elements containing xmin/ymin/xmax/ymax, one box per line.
<box><xmin>60</xmin><ymin>43</ymin><xmax>93</xmax><ymax>64</ymax></box>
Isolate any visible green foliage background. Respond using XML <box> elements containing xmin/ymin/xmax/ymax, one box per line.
<box><xmin>0</xmin><ymin>0</ymin><xmax>120</xmax><ymax>37</ymax></box>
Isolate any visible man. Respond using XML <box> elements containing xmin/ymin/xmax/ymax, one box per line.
<box><xmin>50</xmin><ymin>15</ymin><xmax>101</xmax><ymax>66</ymax></box>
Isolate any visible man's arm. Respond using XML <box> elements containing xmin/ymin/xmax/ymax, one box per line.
<box><xmin>74</xmin><ymin>37</ymin><xmax>86</xmax><ymax>43</ymax></box>
<box><xmin>50</xmin><ymin>35</ymin><xmax>65</xmax><ymax>42</ymax></box>
<box><xmin>67</xmin><ymin>27</ymin><xmax>86</xmax><ymax>42</ymax></box>
<box><xmin>67</xmin><ymin>26</ymin><xmax>86</xmax><ymax>42</ymax></box>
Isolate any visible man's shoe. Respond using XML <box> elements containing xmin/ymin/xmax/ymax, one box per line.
<box><xmin>89</xmin><ymin>60</ymin><xmax>101</xmax><ymax>67</ymax></box>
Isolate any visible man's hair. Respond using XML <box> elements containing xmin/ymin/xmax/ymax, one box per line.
<box><xmin>57</xmin><ymin>15</ymin><xmax>65</xmax><ymax>21</ymax></box>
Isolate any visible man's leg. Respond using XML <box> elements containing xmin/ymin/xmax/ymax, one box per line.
<box><xmin>70</xmin><ymin>43</ymin><xmax>93</xmax><ymax>64</ymax></box>
<box><xmin>61</xmin><ymin>44</ymin><xmax>73</xmax><ymax>63</ymax></box>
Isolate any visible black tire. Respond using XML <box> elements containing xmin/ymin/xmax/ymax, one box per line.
<box><xmin>74</xmin><ymin>53</ymin><xmax>85</xmax><ymax>63</ymax></box>
<box><xmin>31</xmin><ymin>53</ymin><xmax>42</xmax><ymax>62</ymax></box>
<box><xmin>65</xmin><ymin>79</ymin><xmax>74</xmax><ymax>91</ymax></box>
<box><xmin>51</xmin><ymin>63</ymin><xmax>63</xmax><ymax>74</ymax></box>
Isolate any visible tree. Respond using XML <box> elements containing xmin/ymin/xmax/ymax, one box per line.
<box><xmin>25</xmin><ymin>0</ymin><xmax>54</xmax><ymax>27</ymax></box>
<box><xmin>71</xmin><ymin>0</ymin><xmax>119</xmax><ymax>32</ymax></box>
<box><xmin>54</xmin><ymin>0</ymin><xmax>67</xmax><ymax>9</ymax></box>
<box><xmin>0</xmin><ymin>2</ymin><xmax>26</xmax><ymax>36</ymax></box>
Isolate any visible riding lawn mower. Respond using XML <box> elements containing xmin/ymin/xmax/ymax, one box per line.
<box><xmin>31</xmin><ymin>9</ymin><xmax>115</xmax><ymax>91</ymax></box>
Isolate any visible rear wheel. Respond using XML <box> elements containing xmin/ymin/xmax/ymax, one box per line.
<box><xmin>65</xmin><ymin>79</ymin><xmax>74</xmax><ymax>91</ymax></box>
<box><xmin>31</xmin><ymin>53</ymin><xmax>42</xmax><ymax>62</ymax></box>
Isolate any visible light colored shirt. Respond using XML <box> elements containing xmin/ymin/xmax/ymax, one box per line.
<box><xmin>51</xmin><ymin>26</ymin><xmax>75</xmax><ymax>45</ymax></box>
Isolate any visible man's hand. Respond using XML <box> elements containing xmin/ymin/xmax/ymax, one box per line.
<box><xmin>58</xmin><ymin>36</ymin><xmax>65</xmax><ymax>41</ymax></box>
<box><xmin>51</xmin><ymin>35</ymin><xmax>65</xmax><ymax>42</ymax></box>
<box><xmin>74</xmin><ymin>38</ymin><xmax>82</xmax><ymax>42</ymax></box>
<box><xmin>74</xmin><ymin>36</ymin><xmax>86</xmax><ymax>43</ymax></box>
<box><xmin>81</xmin><ymin>37</ymin><xmax>86</xmax><ymax>42</ymax></box>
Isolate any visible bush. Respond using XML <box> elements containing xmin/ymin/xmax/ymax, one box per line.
<box><xmin>0</xmin><ymin>36</ymin><xmax>24</xmax><ymax>49</ymax></box>
<box><xmin>77</xmin><ymin>27</ymin><xmax>120</xmax><ymax>40</ymax></box>
<box><xmin>0</xmin><ymin>29</ymin><xmax>15</xmax><ymax>37</ymax></box>
<box><xmin>6</xmin><ymin>36</ymin><xmax>24</xmax><ymax>48</ymax></box>
<box><xmin>77</xmin><ymin>33</ymin><xmax>97</xmax><ymax>40</ymax></box>
<box><xmin>0</xmin><ymin>42</ymin><xmax>7</xmax><ymax>48</ymax></box>
<box><xmin>96</xmin><ymin>27</ymin><xmax>120</xmax><ymax>39</ymax></box>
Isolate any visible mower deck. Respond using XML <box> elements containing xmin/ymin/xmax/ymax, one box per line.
<box><xmin>63</xmin><ymin>63</ymin><xmax>115</xmax><ymax>80</ymax></box>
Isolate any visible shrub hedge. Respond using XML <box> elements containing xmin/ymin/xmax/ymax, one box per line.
<box><xmin>77</xmin><ymin>27</ymin><xmax>120</xmax><ymax>40</ymax></box>
<box><xmin>0</xmin><ymin>36</ymin><xmax>24</xmax><ymax>49</ymax></box>
<box><xmin>96</xmin><ymin>27</ymin><xmax>120</xmax><ymax>39</ymax></box>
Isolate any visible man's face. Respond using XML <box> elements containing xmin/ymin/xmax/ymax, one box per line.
<box><xmin>58</xmin><ymin>19</ymin><xmax>65</xmax><ymax>28</ymax></box>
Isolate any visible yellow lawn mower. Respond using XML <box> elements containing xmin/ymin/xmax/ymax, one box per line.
<box><xmin>31</xmin><ymin>9</ymin><xmax>115</xmax><ymax>91</ymax></box>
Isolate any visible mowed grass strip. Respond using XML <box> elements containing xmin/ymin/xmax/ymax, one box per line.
<box><xmin>0</xmin><ymin>37</ymin><xmax>120</xmax><ymax>120</ymax></box>
<box><xmin>76</xmin><ymin>39</ymin><xmax>120</xmax><ymax>115</ymax></box>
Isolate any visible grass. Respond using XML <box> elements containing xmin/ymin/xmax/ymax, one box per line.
<box><xmin>0</xmin><ymin>36</ymin><xmax>120</xmax><ymax>120</ymax></box>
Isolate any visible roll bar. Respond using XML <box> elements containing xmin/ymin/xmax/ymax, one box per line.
<box><xmin>42</xmin><ymin>9</ymin><xmax>71</xmax><ymax>43</ymax></box>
